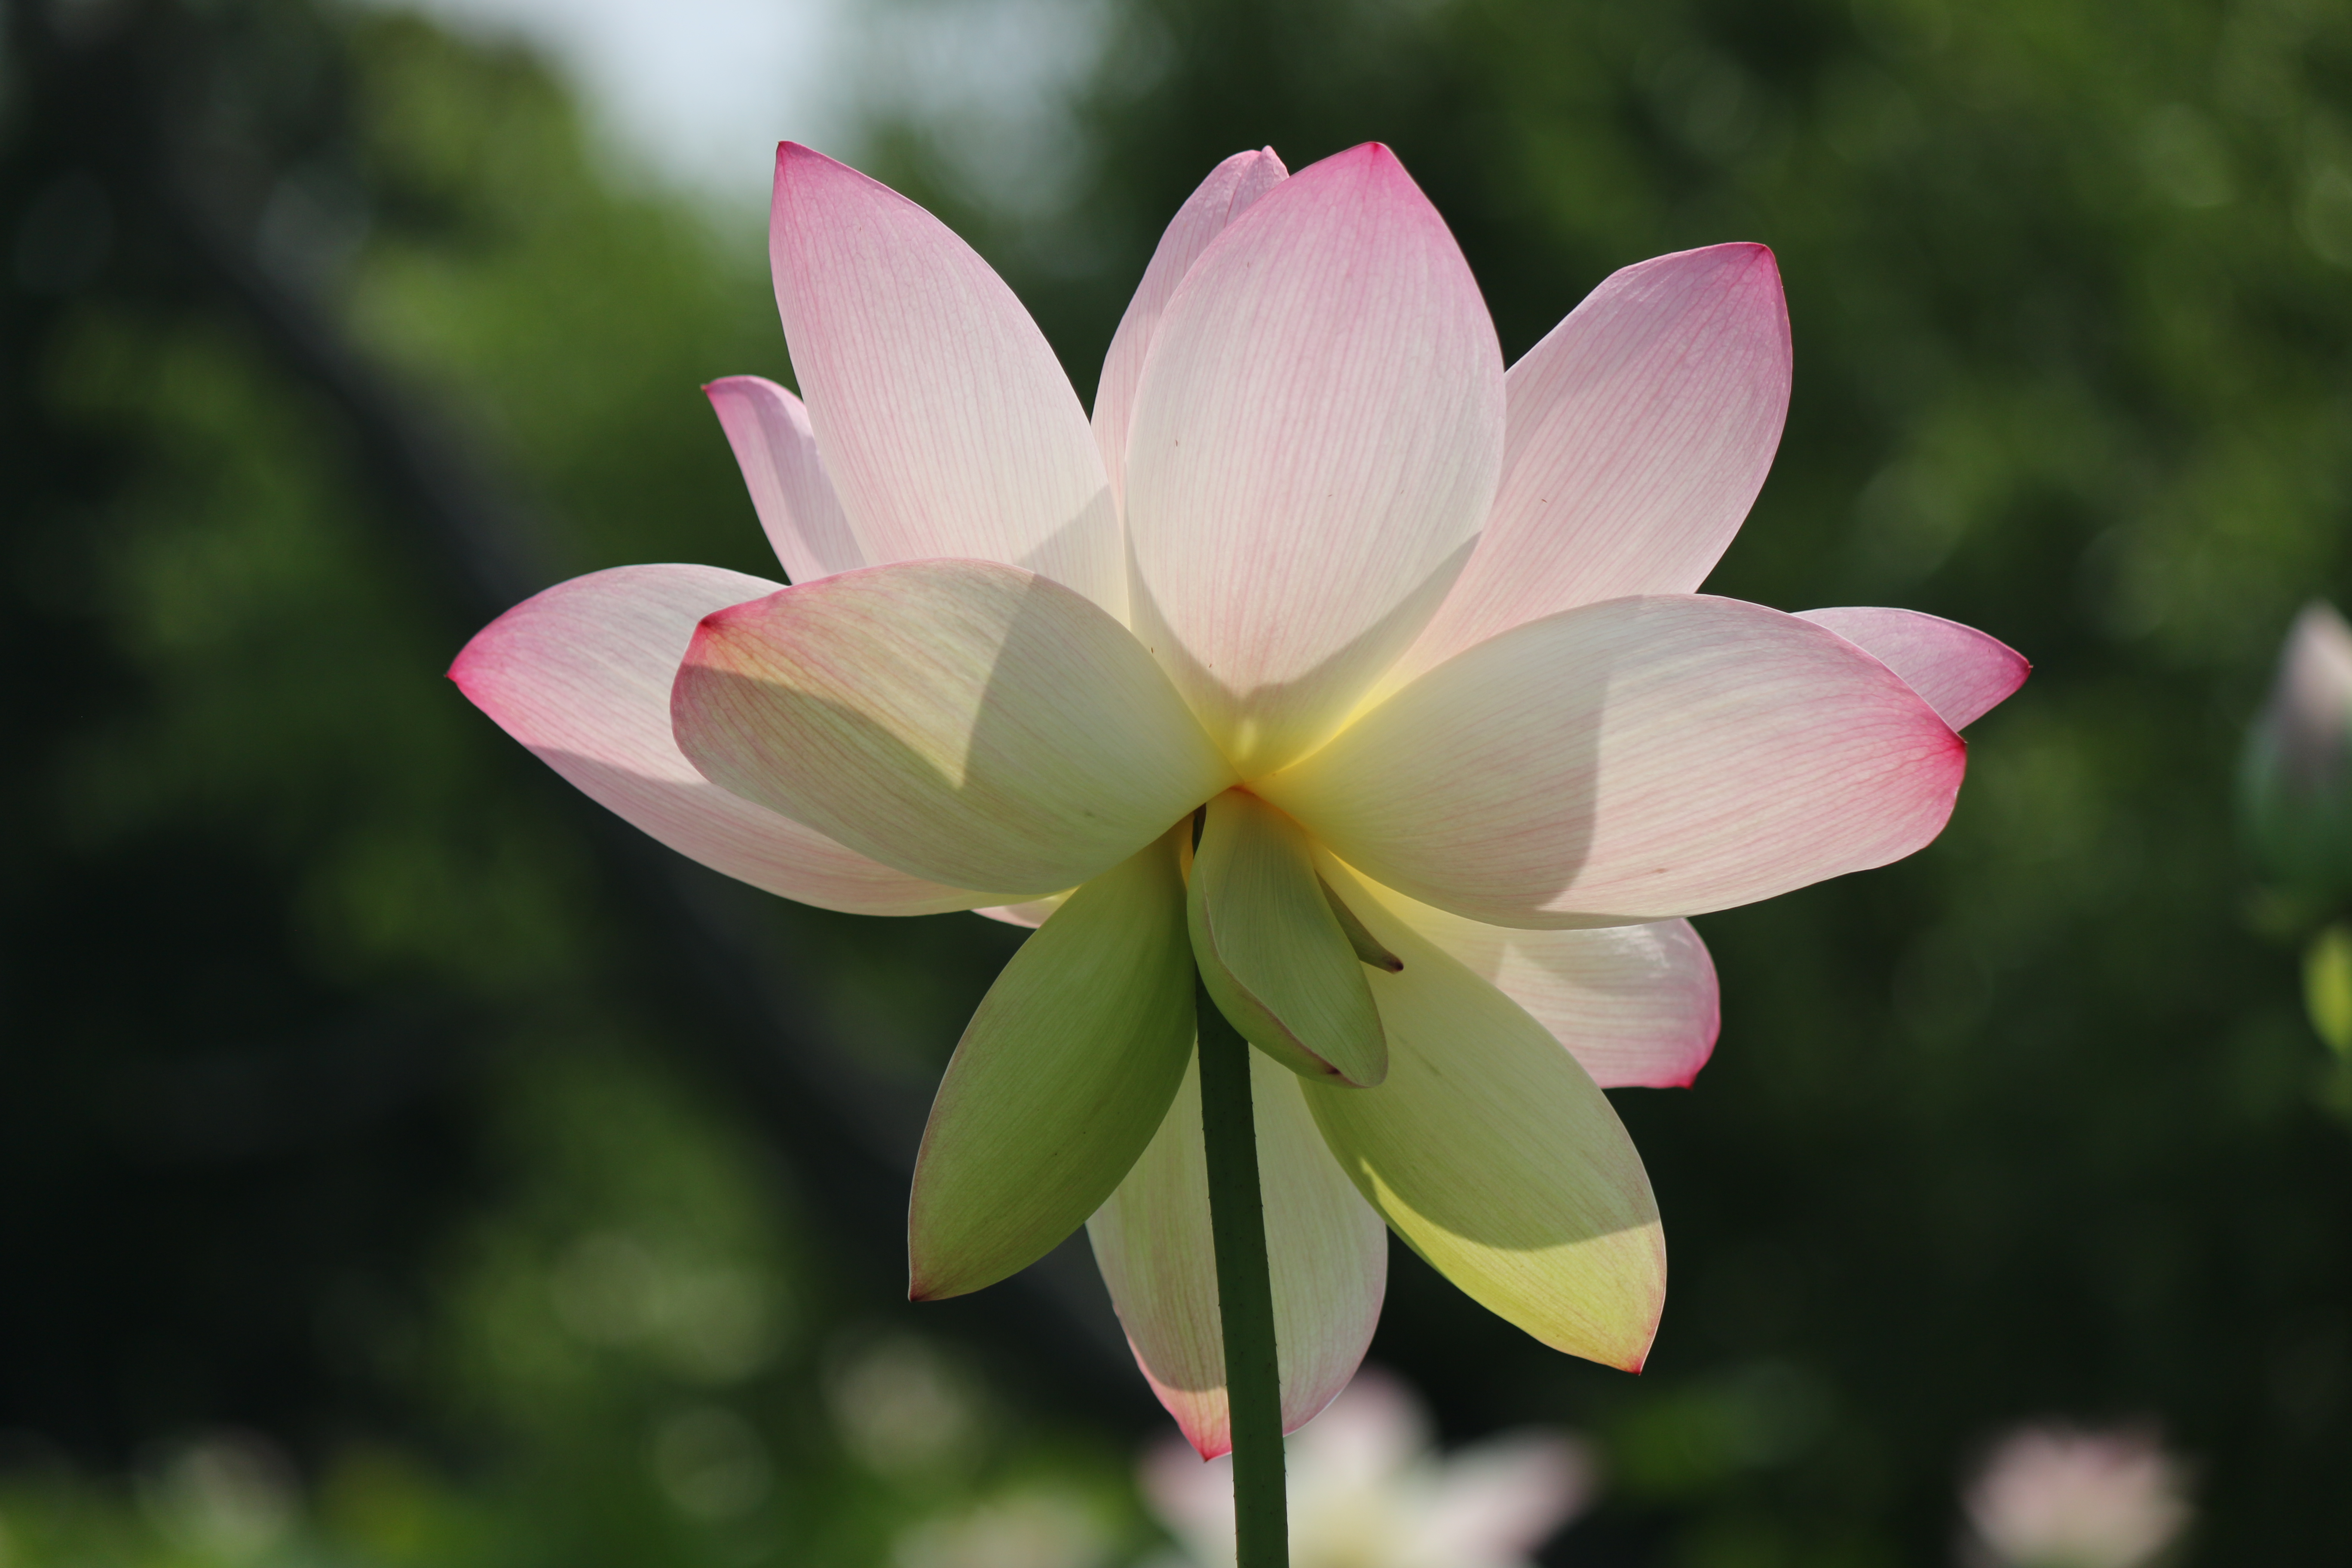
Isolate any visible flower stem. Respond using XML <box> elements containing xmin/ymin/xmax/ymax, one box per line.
<box><xmin>1195</xmin><ymin>973</ymin><xmax>1289</xmax><ymax>1568</ymax></box>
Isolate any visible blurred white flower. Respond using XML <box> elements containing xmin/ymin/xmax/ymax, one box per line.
<box><xmin>2240</xmin><ymin>600</ymin><xmax>2352</xmax><ymax>900</ymax></box>
<box><xmin>1141</xmin><ymin>1369</ymin><xmax>1594</xmax><ymax>1568</ymax></box>
<box><xmin>892</xmin><ymin>1487</ymin><xmax>1116</xmax><ymax>1568</ymax></box>
<box><xmin>138</xmin><ymin>1430</ymin><xmax>297</xmax><ymax>1560</ymax></box>
<box><xmin>1963</xmin><ymin>1424</ymin><xmax>2191</xmax><ymax>1568</ymax></box>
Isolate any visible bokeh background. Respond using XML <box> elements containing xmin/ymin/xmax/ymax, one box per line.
<box><xmin>6</xmin><ymin>0</ymin><xmax>2351</xmax><ymax>1562</ymax></box>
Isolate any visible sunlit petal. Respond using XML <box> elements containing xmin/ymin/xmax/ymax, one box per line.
<box><xmin>769</xmin><ymin>144</ymin><xmax>1124</xmax><ymax>616</ymax></box>
<box><xmin>1124</xmin><ymin>142</ymin><xmax>1505</xmax><ymax>771</ymax></box>
<box><xmin>1260</xmin><ymin>595</ymin><xmax>1964</xmax><ymax>926</ymax></box>
<box><xmin>450</xmin><ymin>564</ymin><xmax>993</xmax><ymax>914</ymax></box>
<box><xmin>1094</xmin><ymin>147</ymin><xmax>1287</xmax><ymax>509</ymax></box>
<box><xmin>673</xmin><ymin>559</ymin><xmax>1235</xmax><ymax>895</ymax></box>
<box><xmin>1798</xmin><ymin>606</ymin><xmax>2030</xmax><ymax>730</ymax></box>
<box><xmin>1393</xmin><ymin>245</ymin><xmax>1789</xmax><ymax>684</ymax></box>
<box><xmin>1304</xmin><ymin>863</ymin><xmax>1665</xmax><ymax>1370</ymax></box>
<box><xmin>702</xmin><ymin>375</ymin><xmax>864</xmax><ymax>584</ymax></box>
<box><xmin>1344</xmin><ymin>864</ymin><xmax>1719</xmax><ymax>1089</ymax></box>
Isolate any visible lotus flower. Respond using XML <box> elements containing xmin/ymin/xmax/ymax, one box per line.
<box><xmin>1962</xmin><ymin>1424</ymin><xmax>2192</xmax><ymax>1568</ymax></box>
<box><xmin>1141</xmin><ymin>1368</ymin><xmax>1593</xmax><ymax>1568</ymax></box>
<box><xmin>451</xmin><ymin>141</ymin><xmax>2027</xmax><ymax>1459</ymax></box>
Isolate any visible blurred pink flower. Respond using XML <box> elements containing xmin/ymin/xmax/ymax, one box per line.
<box><xmin>1963</xmin><ymin>1424</ymin><xmax>2192</xmax><ymax>1568</ymax></box>
<box><xmin>1141</xmin><ymin>1369</ymin><xmax>1592</xmax><ymax>1568</ymax></box>
<box><xmin>452</xmin><ymin>140</ymin><xmax>2026</xmax><ymax>1454</ymax></box>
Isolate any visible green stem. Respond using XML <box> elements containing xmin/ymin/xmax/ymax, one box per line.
<box><xmin>1195</xmin><ymin>972</ymin><xmax>1288</xmax><ymax>1568</ymax></box>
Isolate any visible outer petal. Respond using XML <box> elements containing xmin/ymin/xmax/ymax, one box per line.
<box><xmin>1087</xmin><ymin>1046</ymin><xmax>1389</xmax><ymax>1457</ymax></box>
<box><xmin>768</xmin><ymin>144</ymin><xmax>1124</xmax><ymax>617</ymax></box>
<box><xmin>1189</xmin><ymin>790</ymin><xmax>1387</xmax><ymax>1087</ymax></box>
<box><xmin>1123</xmin><ymin>143</ymin><xmax>1506</xmax><ymax>773</ymax></box>
<box><xmin>1259</xmin><ymin>596</ymin><xmax>1966</xmax><ymax>927</ymax></box>
<box><xmin>1341</xmin><ymin>862</ymin><xmax>1718</xmax><ymax>1089</ymax></box>
<box><xmin>703</xmin><ymin>375</ymin><xmax>864</xmax><ymax>583</ymax></box>
<box><xmin>1391</xmin><ymin>245</ymin><xmax>1791</xmax><ymax>685</ymax></box>
<box><xmin>1797</xmin><ymin>606</ymin><xmax>2030</xmax><ymax>730</ymax></box>
<box><xmin>1092</xmin><ymin>148</ymin><xmax>1286</xmax><ymax>509</ymax></box>
<box><xmin>449</xmin><ymin>564</ymin><xmax>991</xmax><ymax>915</ymax></box>
<box><xmin>673</xmin><ymin>559</ymin><xmax>1236</xmax><ymax>896</ymax></box>
<box><xmin>1303</xmin><ymin>862</ymin><xmax>1665</xmax><ymax>1370</ymax></box>
<box><xmin>908</xmin><ymin>830</ymin><xmax>1196</xmax><ymax>1299</ymax></box>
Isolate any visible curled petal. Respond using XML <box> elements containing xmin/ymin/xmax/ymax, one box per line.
<box><xmin>673</xmin><ymin>559</ymin><xmax>1236</xmax><ymax>896</ymax></box>
<box><xmin>1094</xmin><ymin>147</ymin><xmax>1287</xmax><ymax>509</ymax></box>
<box><xmin>1797</xmin><ymin>606</ymin><xmax>2029</xmax><ymax>730</ymax></box>
<box><xmin>1190</xmin><ymin>790</ymin><xmax>1387</xmax><ymax>1086</ymax></box>
<box><xmin>702</xmin><ymin>375</ymin><xmax>864</xmax><ymax>584</ymax></box>
<box><xmin>1259</xmin><ymin>596</ymin><xmax>1965</xmax><ymax>927</ymax></box>
<box><xmin>1124</xmin><ymin>142</ymin><xmax>1505</xmax><ymax>772</ymax></box>
<box><xmin>1340</xmin><ymin>864</ymin><xmax>1719</xmax><ymax>1089</ymax></box>
<box><xmin>450</xmin><ymin>564</ymin><xmax>991</xmax><ymax>914</ymax></box>
<box><xmin>769</xmin><ymin>144</ymin><xmax>1123</xmax><ymax>616</ymax></box>
<box><xmin>1394</xmin><ymin>245</ymin><xmax>1790</xmax><ymax>684</ymax></box>
<box><xmin>909</xmin><ymin>830</ymin><xmax>1196</xmax><ymax>1299</ymax></box>
<box><xmin>1088</xmin><ymin>1046</ymin><xmax>1389</xmax><ymax>1458</ymax></box>
<box><xmin>1303</xmin><ymin>863</ymin><xmax>1665</xmax><ymax>1370</ymax></box>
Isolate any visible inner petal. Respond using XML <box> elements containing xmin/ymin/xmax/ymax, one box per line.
<box><xmin>1188</xmin><ymin>789</ymin><xmax>1388</xmax><ymax>1087</ymax></box>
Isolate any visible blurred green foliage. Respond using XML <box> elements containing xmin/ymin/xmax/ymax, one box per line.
<box><xmin>6</xmin><ymin>0</ymin><xmax>2352</xmax><ymax>1564</ymax></box>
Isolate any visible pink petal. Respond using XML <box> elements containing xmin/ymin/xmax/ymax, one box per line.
<box><xmin>1392</xmin><ymin>245</ymin><xmax>1791</xmax><ymax>686</ymax></box>
<box><xmin>1798</xmin><ymin>606</ymin><xmax>2029</xmax><ymax>730</ymax></box>
<box><xmin>1123</xmin><ymin>142</ymin><xmax>1506</xmax><ymax>772</ymax></box>
<box><xmin>1342</xmin><ymin>865</ymin><xmax>1719</xmax><ymax>1088</ymax></box>
<box><xmin>1092</xmin><ymin>147</ymin><xmax>1287</xmax><ymax>509</ymax></box>
<box><xmin>449</xmin><ymin>564</ymin><xmax>992</xmax><ymax>914</ymax></box>
<box><xmin>702</xmin><ymin>375</ymin><xmax>864</xmax><ymax>584</ymax></box>
<box><xmin>768</xmin><ymin>144</ymin><xmax>1123</xmax><ymax>617</ymax></box>
<box><xmin>1087</xmin><ymin>1048</ymin><xmax>1388</xmax><ymax>1458</ymax></box>
<box><xmin>1260</xmin><ymin>596</ymin><xmax>1966</xmax><ymax>926</ymax></box>
<box><xmin>672</xmin><ymin>558</ymin><xmax>1235</xmax><ymax>897</ymax></box>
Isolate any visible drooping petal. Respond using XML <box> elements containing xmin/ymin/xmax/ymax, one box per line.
<box><xmin>1343</xmin><ymin>864</ymin><xmax>1718</xmax><ymax>1088</ymax></box>
<box><xmin>908</xmin><ymin>830</ymin><xmax>1196</xmax><ymax>1299</ymax></box>
<box><xmin>1123</xmin><ymin>142</ymin><xmax>1506</xmax><ymax>773</ymax></box>
<box><xmin>1259</xmin><ymin>596</ymin><xmax>1965</xmax><ymax>928</ymax></box>
<box><xmin>1093</xmin><ymin>147</ymin><xmax>1287</xmax><ymax>509</ymax></box>
<box><xmin>1190</xmin><ymin>790</ymin><xmax>1387</xmax><ymax>1087</ymax></box>
<box><xmin>768</xmin><ymin>144</ymin><xmax>1124</xmax><ymax>617</ymax></box>
<box><xmin>1797</xmin><ymin>606</ymin><xmax>2030</xmax><ymax>730</ymax></box>
<box><xmin>673</xmin><ymin>559</ymin><xmax>1236</xmax><ymax>896</ymax></box>
<box><xmin>702</xmin><ymin>375</ymin><xmax>864</xmax><ymax>584</ymax></box>
<box><xmin>1087</xmin><ymin>1046</ymin><xmax>1389</xmax><ymax>1458</ymax></box>
<box><xmin>1391</xmin><ymin>245</ymin><xmax>1790</xmax><ymax>685</ymax></box>
<box><xmin>1302</xmin><ymin>863</ymin><xmax>1665</xmax><ymax>1370</ymax></box>
<box><xmin>450</xmin><ymin>564</ymin><xmax>992</xmax><ymax>915</ymax></box>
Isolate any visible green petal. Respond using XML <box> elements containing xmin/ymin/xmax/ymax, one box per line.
<box><xmin>1302</xmin><ymin>858</ymin><xmax>1666</xmax><ymax>1371</ymax></box>
<box><xmin>1086</xmin><ymin>1045</ymin><xmax>1389</xmax><ymax>1457</ymax></box>
<box><xmin>908</xmin><ymin>827</ymin><xmax>1196</xmax><ymax>1299</ymax></box>
<box><xmin>1188</xmin><ymin>790</ymin><xmax>1388</xmax><ymax>1086</ymax></box>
